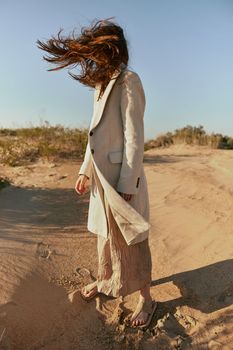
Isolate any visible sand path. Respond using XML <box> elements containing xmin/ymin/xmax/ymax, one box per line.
<box><xmin>1</xmin><ymin>146</ymin><xmax>233</xmax><ymax>349</ymax></box>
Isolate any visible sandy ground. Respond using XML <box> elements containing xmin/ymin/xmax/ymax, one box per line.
<box><xmin>0</xmin><ymin>145</ymin><xmax>233</xmax><ymax>349</ymax></box>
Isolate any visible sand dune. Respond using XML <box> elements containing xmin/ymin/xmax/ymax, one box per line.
<box><xmin>0</xmin><ymin>145</ymin><xmax>233</xmax><ymax>349</ymax></box>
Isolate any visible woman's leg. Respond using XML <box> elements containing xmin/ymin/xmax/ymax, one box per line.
<box><xmin>81</xmin><ymin>280</ymin><xmax>98</xmax><ymax>297</ymax></box>
<box><xmin>83</xmin><ymin>174</ymin><xmax>153</xmax><ymax>309</ymax></box>
<box><xmin>81</xmin><ymin>233</ymin><xmax>112</xmax><ymax>298</ymax></box>
<box><xmin>131</xmin><ymin>283</ymin><xmax>153</xmax><ymax>326</ymax></box>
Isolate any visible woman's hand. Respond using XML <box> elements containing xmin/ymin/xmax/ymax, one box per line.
<box><xmin>118</xmin><ymin>192</ymin><xmax>133</xmax><ymax>201</ymax></box>
<box><xmin>75</xmin><ymin>174</ymin><xmax>90</xmax><ymax>195</ymax></box>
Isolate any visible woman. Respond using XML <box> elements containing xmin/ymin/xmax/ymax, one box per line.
<box><xmin>37</xmin><ymin>19</ymin><xmax>157</xmax><ymax>328</ymax></box>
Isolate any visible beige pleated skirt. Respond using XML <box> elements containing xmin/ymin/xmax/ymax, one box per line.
<box><xmin>92</xmin><ymin>165</ymin><xmax>152</xmax><ymax>298</ymax></box>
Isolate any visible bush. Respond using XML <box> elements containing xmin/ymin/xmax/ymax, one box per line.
<box><xmin>0</xmin><ymin>122</ymin><xmax>88</xmax><ymax>166</ymax></box>
<box><xmin>0</xmin><ymin>177</ymin><xmax>11</xmax><ymax>189</ymax></box>
<box><xmin>145</xmin><ymin>125</ymin><xmax>233</xmax><ymax>150</ymax></box>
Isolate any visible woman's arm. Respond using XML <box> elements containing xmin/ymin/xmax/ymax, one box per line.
<box><xmin>78</xmin><ymin>90</ymin><xmax>98</xmax><ymax>179</ymax></box>
<box><xmin>78</xmin><ymin>141</ymin><xmax>92</xmax><ymax>179</ymax></box>
<box><xmin>116</xmin><ymin>71</ymin><xmax>146</xmax><ymax>195</ymax></box>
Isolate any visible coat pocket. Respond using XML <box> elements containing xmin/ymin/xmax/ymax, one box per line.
<box><xmin>108</xmin><ymin>150</ymin><xmax>123</xmax><ymax>163</ymax></box>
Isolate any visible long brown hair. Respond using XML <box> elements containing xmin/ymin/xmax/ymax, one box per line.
<box><xmin>37</xmin><ymin>19</ymin><xmax>129</xmax><ymax>99</ymax></box>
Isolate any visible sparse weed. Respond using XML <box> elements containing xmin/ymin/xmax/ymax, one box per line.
<box><xmin>145</xmin><ymin>125</ymin><xmax>233</xmax><ymax>150</ymax></box>
<box><xmin>0</xmin><ymin>121</ymin><xmax>88</xmax><ymax>166</ymax></box>
<box><xmin>1</xmin><ymin>124</ymin><xmax>232</xmax><ymax>167</ymax></box>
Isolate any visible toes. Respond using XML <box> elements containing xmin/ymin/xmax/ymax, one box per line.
<box><xmin>85</xmin><ymin>289</ymin><xmax>95</xmax><ymax>297</ymax></box>
<box><xmin>82</xmin><ymin>287</ymin><xmax>89</xmax><ymax>294</ymax></box>
<box><xmin>131</xmin><ymin>309</ymin><xmax>149</xmax><ymax>327</ymax></box>
<box><xmin>132</xmin><ymin>318</ymin><xmax>142</xmax><ymax>326</ymax></box>
<box><xmin>131</xmin><ymin>316</ymin><xmax>146</xmax><ymax>327</ymax></box>
<box><xmin>82</xmin><ymin>284</ymin><xmax>97</xmax><ymax>297</ymax></box>
<box><xmin>83</xmin><ymin>290</ymin><xmax>90</xmax><ymax>297</ymax></box>
<box><xmin>82</xmin><ymin>289</ymin><xmax>91</xmax><ymax>297</ymax></box>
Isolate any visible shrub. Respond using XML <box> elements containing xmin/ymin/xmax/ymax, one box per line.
<box><xmin>0</xmin><ymin>177</ymin><xmax>11</xmax><ymax>190</ymax></box>
<box><xmin>0</xmin><ymin>122</ymin><xmax>88</xmax><ymax>166</ymax></box>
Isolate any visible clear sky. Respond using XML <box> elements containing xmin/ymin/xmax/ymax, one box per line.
<box><xmin>0</xmin><ymin>0</ymin><xmax>232</xmax><ymax>140</ymax></box>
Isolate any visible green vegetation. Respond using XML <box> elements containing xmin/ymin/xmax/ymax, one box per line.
<box><xmin>0</xmin><ymin>177</ymin><xmax>11</xmax><ymax>189</ymax></box>
<box><xmin>0</xmin><ymin>121</ymin><xmax>88</xmax><ymax>166</ymax></box>
<box><xmin>0</xmin><ymin>123</ymin><xmax>232</xmax><ymax>167</ymax></box>
<box><xmin>144</xmin><ymin>125</ymin><xmax>233</xmax><ymax>151</ymax></box>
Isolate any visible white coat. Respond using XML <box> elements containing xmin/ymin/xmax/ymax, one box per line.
<box><xmin>78</xmin><ymin>67</ymin><xmax>151</xmax><ymax>245</ymax></box>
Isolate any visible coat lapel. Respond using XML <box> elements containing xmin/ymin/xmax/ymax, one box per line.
<box><xmin>90</xmin><ymin>70</ymin><xmax>122</xmax><ymax>131</ymax></box>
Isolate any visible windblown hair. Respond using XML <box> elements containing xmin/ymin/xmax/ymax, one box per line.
<box><xmin>37</xmin><ymin>19</ymin><xmax>129</xmax><ymax>99</ymax></box>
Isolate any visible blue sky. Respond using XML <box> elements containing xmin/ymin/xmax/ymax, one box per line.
<box><xmin>0</xmin><ymin>0</ymin><xmax>232</xmax><ymax>140</ymax></box>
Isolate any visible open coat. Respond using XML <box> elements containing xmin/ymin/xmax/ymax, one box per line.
<box><xmin>78</xmin><ymin>67</ymin><xmax>151</xmax><ymax>245</ymax></box>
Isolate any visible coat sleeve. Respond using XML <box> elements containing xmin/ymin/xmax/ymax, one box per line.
<box><xmin>116</xmin><ymin>72</ymin><xmax>146</xmax><ymax>195</ymax></box>
<box><xmin>78</xmin><ymin>141</ymin><xmax>92</xmax><ymax>179</ymax></box>
<box><xmin>78</xmin><ymin>90</ymin><xmax>96</xmax><ymax>179</ymax></box>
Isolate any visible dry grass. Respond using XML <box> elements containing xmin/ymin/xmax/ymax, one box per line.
<box><xmin>145</xmin><ymin>125</ymin><xmax>233</xmax><ymax>150</ymax></box>
<box><xmin>0</xmin><ymin>177</ymin><xmax>11</xmax><ymax>190</ymax></box>
<box><xmin>1</xmin><ymin>123</ymin><xmax>232</xmax><ymax>168</ymax></box>
<box><xmin>0</xmin><ymin>121</ymin><xmax>88</xmax><ymax>166</ymax></box>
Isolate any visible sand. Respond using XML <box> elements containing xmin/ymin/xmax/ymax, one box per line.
<box><xmin>0</xmin><ymin>145</ymin><xmax>233</xmax><ymax>349</ymax></box>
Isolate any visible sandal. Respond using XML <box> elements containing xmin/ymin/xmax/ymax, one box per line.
<box><xmin>130</xmin><ymin>299</ymin><xmax>158</xmax><ymax>329</ymax></box>
<box><xmin>80</xmin><ymin>280</ymin><xmax>99</xmax><ymax>302</ymax></box>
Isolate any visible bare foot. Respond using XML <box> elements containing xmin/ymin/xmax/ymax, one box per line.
<box><xmin>81</xmin><ymin>281</ymin><xmax>98</xmax><ymax>298</ymax></box>
<box><xmin>131</xmin><ymin>296</ymin><xmax>153</xmax><ymax>326</ymax></box>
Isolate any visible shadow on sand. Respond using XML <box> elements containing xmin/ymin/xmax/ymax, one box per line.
<box><xmin>152</xmin><ymin>259</ymin><xmax>233</xmax><ymax>314</ymax></box>
<box><xmin>0</xmin><ymin>271</ymin><xmax>116</xmax><ymax>350</ymax></box>
<box><xmin>1</xmin><ymin>185</ymin><xmax>233</xmax><ymax>348</ymax></box>
<box><xmin>143</xmin><ymin>153</ymin><xmax>199</xmax><ymax>164</ymax></box>
<box><xmin>3</xmin><ymin>260</ymin><xmax>232</xmax><ymax>349</ymax></box>
<box><xmin>0</xmin><ymin>184</ymin><xmax>90</xmax><ymax>244</ymax></box>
